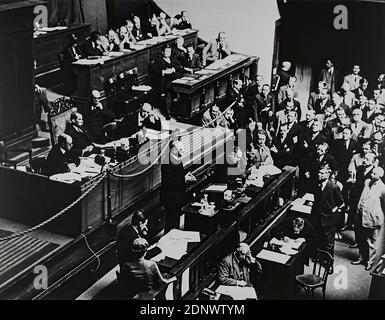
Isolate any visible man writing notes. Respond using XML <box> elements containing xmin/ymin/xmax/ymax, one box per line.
<box><xmin>202</xmin><ymin>32</ymin><xmax>231</xmax><ymax>66</ymax></box>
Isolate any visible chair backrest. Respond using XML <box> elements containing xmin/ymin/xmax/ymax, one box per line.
<box><xmin>29</xmin><ymin>156</ymin><xmax>48</xmax><ymax>175</ymax></box>
<box><xmin>312</xmin><ymin>249</ymin><xmax>334</xmax><ymax>282</ymax></box>
<box><xmin>48</xmin><ymin>97</ymin><xmax>77</xmax><ymax>145</ymax></box>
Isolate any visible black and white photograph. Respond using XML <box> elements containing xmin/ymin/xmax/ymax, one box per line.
<box><xmin>1</xmin><ymin>0</ymin><xmax>385</xmax><ymax>308</ymax></box>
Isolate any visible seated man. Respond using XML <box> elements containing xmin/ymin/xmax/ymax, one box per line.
<box><xmin>202</xmin><ymin>104</ymin><xmax>225</xmax><ymax>128</ymax></box>
<box><xmin>117</xmin><ymin>102</ymin><xmax>161</xmax><ymax>138</ymax></box>
<box><xmin>45</xmin><ymin>134</ymin><xmax>80</xmax><ymax>176</ymax></box>
<box><xmin>202</xmin><ymin>32</ymin><xmax>231</xmax><ymax>66</ymax></box>
<box><xmin>271</xmin><ymin>217</ymin><xmax>316</xmax><ymax>245</ymax></box>
<box><xmin>183</xmin><ymin>45</ymin><xmax>202</xmax><ymax>73</ymax></box>
<box><xmin>120</xmin><ymin>238</ymin><xmax>176</xmax><ymax>297</ymax></box>
<box><xmin>173</xmin><ymin>10</ymin><xmax>192</xmax><ymax>30</ymax></box>
<box><xmin>82</xmin><ymin>31</ymin><xmax>104</xmax><ymax>57</ymax></box>
<box><xmin>218</xmin><ymin>243</ymin><xmax>262</xmax><ymax>288</ymax></box>
<box><xmin>65</xmin><ymin>112</ymin><xmax>97</xmax><ymax>156</ymax></box>
<box><xmin>116</xmin><ymin>210</ymin><xmax>149</xmax><ymax>267</ymax></box>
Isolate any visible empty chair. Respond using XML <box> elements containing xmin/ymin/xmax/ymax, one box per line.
<box><xmin>295</xmin><ymin>249</ymin><xmax>334</xmax><ymax>299</ymax></box>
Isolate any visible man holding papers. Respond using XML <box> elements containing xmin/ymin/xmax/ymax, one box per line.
<box><xmin>218</xmin><ymin>243</ymin><xmax>262</xmax><ymax>288</ymax></box>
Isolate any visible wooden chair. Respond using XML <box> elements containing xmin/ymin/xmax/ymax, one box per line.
<box><xmin>295</xmin><ymin>249</ymin><xmax>334</xmax><ymax>299</ymax></box>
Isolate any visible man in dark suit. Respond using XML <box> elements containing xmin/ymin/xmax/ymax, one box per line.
<box><xmin>311</xmin><ymin>165</ymin><xmax>344</xmax><ymax>267</ymax></box>
<box><xmin>116</xmin><ymin>102</ymin><xmax>161</xmax><ymax>139</ymax></box>
<box><xmin>132</xmin><ymin>16</ymin><xmax>148</xmax><ymax>42</ymax></box>
<box><xmin>270</xmin><ymin>124</ymin><xmax>295</xmax><ymax>168</ymax></box>
<box><xmin>330</xmin><ymin>127</ymin><xmax>359</xmax><ymax>185</ymax></box>
<box><xmin>152</xmin><ymin>44</ymin><xmax>183</xmax><ymax>119</ymax></box>
<box><xmin>244</xmin><ymin>74</ymin><xmax>264</xmax><ymax>104</ymax></box>
<box><xmin>308</xmin><ymin>81</ymin><xmax>327</xmax><ymax>110</ymax></box>
<box><xmin>182</xmin><ymin>45</ymin><xmax>202</xmax><ymax>73</ymax></box>
<box><xmin>351</xmin><ymin>78</ymin><xmax>368</xmax><ymax>101</ymax></box>
<box><xmin>319</xmin><ymin>59</ymin><xmax>341</xmax><ymax>95</ymax></box>
<box><xmin>161</xmin><ymin>140</ymin><xmax>196</xmax><ymax>232</ymax></box>
<box><xmin>65</xmin><ymin>112</ymin><xmax>96</xmax><ymax>157</ymax></box>
<box><xmin>303</xmin><ymin>142</ymin><xmax>339</xmax><ymax>192</ymax></box>
<box><xmin>313</xmin><ymin>88</ymin><xmax>332</xmax><ymax>115</ymax></box>
<box><xmin>276</xmin><ymin>61</ymin><xmax>292</xmax><ymax>89</ymax></box>
<box><xmin>347</xmin><ymin>152</ymin><xmax>376</xmax><ymax>239</ymax></box>
<box><xmin>173</xmin><ymin>36</ymin><xmax>188</xmax><ymax>67</ymax></box>
<box><xmin>116</xmin><ymin>210</ymin><xmax>149</xmax><ymax>267</ymax></box>
<box><xmin>249</xmin><ymin>84</ymin><xmax>273</xmax><ymax>130</ymax></box>
<box><xmin>45</xmin><ymin>134</ymin><xmax>80</xmax><ymax>176</ymax></box>
<box><xmin>298</xmin><ymin>110</ymin><xmax>316</xmax><ymax>141</ymax></box>
<box><xmin>228</xmin><ymin>79</ymin><xmax>247</xmax><ymax>129</ymax></box>
<box><xmin>82</xmin><ymin>31</ymin><xmax>104</xmax><ymax>57</ymax></box>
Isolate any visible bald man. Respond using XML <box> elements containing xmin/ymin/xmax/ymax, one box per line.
<box><xmin>354</xmin><ymin>167</ymin><xmax>385</xmax><ymax>270</ymax></box>
<box><xmin>218</xmin><ymin>242</ymin><xmax>262</xmax><ymax>288</ymax></box>
<box><xmin>45</xmin><ymin>134</ymin><xmax>80</xmax><ymax>176</ymax></box>
<box><xmin>160</xmin><ymin>140</ymin><xmax>196</xmax><ymax>232</ymax></box>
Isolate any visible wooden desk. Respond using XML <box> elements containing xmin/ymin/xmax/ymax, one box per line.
<box><xmin>34</xmin><ymin>24</ymin><xmax>91</xmax><ymax>75</ymax></box>
<box><xmin>256</xmin><ymin>243</ymin><xmax>308</xmax><ymax>299</ymax></box>
<box><xmin>71</xmin><ymin>30</ymin><xmax>198</xmax><ymax>99</ymax></box>
<box><xmin>171</xmin><ymin>54</ymin><xmax>259</xmax><ymax>120</ymax></box>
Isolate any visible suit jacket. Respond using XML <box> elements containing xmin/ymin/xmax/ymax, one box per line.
<box><xmin>270</xmin><ymin>134</ymin><xmax>295</xmax><ymax>168</ymax></box>
<box><xmin>285</xmin><ymin>122</ymin><xmax>301</xmax><ymax>144</ymax></box>
<box><xmin>218</xmin><ymin>252</ymin><xmax>253</xmax><ymax>287</ymax></box>
<box><xmin>350</xmin><ymin>120</ymin><xmax>372</xmax><ymax>141</ymax></box>
<box><xmin>184</xmin><ymin>53</ymin><xmax>202</xmax><ymax>71</ymax></box>
<box><xmin>65</xmin><ymin>124</ymin><xmax>94</xmax><ymax>156</ymax></box>
<box><xmin>351</xmin><ymin>87</ymin><xmax>367</xmax><ymax>100</ymax></box>
<box><xmin>350</xmin><ymin>165</ymin><xmax>375</xmax><ymax>211</ymax></box>
<box><xmin>313</xmin><ymin>98</ymin><xmax>332</xmax><ymax>115</ymax></box>
<box><xmin>277</xmin><ymin>85</ymin><xmax>298</xmax><ymax>105</ymax></box>
<box><xmin>82</xmin><ymin>39</ymin><xmax>104</xmax><ymax>57</ymax></box>
<box><xmin>62</xmin><ymin>44</ymin><xmax>84</xmax><ymax>63</ymax></box>
<box><xmin>276</xmin><ymin>69</ymin><xmax>291</xmax><ymax>88</ymax></box>
<box><xmin>362</xmin><ymin>107</ymin><xmax>377</xmax><ymax>124</ymax></box>
<box><xmin>298</xmin><ymin>131</ymin><xmax>328</xmax><ymax>160</ymax></box>
<box><xmin>116</xmin><ymin>225</ymin><xmax>143</xmax><ymax>266</ymax></box>
<box><xmin>249</xmin><ymin>93</ymin><xmax>273</xmax><ymax>123</ymax></box>
<box><xmin>160</xmin><ymin>160</ymin><xmax>186</xmax><ymax>208</ymax></box>
<box><xmin>173</xmin><ymin>47</ymin><xmax>188</xmax><ymax>67</ymax></box>
<box><xmin>358</xmin><ymin>179</ymin><xmax>385</xmax><ymax>228</ymax></box>
<box><xmin>152</xmin><ymin>56</ymin><xmax>182</xmax><ymax>90</ymax></box>
<box><xmin>319</xmin><ymin>68</ymin><xmax>341</xmax><ymax>95</ymax></box>
<box><xmin>331</xmin><ymin>139</ymin><xmax>359</xmax><ymax>182</ymax></box>
<box><xmin>306</xmin><ymin>153</ymin><xmax>339</xmax><ymax>179</ymax></box>
<box><xmin>250</xmin><ymin>145</ymin><xmax>274</xmax><ymax>168</ymax></box>
<box><xmin>202</xmin><ymin>39</ymin><xmax>231</xmax><ymax>65</ymax></box>
<box><xmin>45</xmin><ymin>144</ymin><xmax>80</xmax><ymax>176</ymax></box>
<box><xmin>133</xmin><ymin>25</ymin><xmax>146</xmax><ymax>42</ymax></box>
<box><xmin>343</xmin><ymin>74</ymin><xmax>362</xmax><ymax>91</ymax></box>
<box><xmin>312</xmin><ymin>180</ymin><xmax>344</xmax><ymax>228</ymax></box>
<box><xmin>116</xmin><ymin>113</ymin><xmax>161</xmax><ymax>139</ymax></box>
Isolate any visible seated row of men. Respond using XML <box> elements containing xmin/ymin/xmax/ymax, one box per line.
<box><xmin>45</xmin><ymin>101</ymin><xmax>162</xmax><ymax>176</ymax></box>
<box><xmin>116</xmin><ymin>209</ymin><xmax>316</xmax><ymax>297</ymax></box>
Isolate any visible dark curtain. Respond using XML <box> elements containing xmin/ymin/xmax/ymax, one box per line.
<box><xmin>49</xmin><ymin>0</ymin><xmax>108</xmax><ymax>33</ymax></box>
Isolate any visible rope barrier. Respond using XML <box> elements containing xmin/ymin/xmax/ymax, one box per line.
<box><xmin>0</xmin><ymin>174</ymin><xmax>106</xmax><ymax>242</ymax></box>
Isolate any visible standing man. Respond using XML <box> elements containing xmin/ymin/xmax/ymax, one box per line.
<box><xmin>276</xmin><ymin>61</ymin><xmax>292</xmax><ymax>89</ymax></box>
<box><xmin>343</xmin><ymin>65</ymin><xmax>363</xmax><ymax>92</ymax></box>
<box><xmin>353</xmin><ymin>167</ymin><xmax>385</xmax><ymax>270</ymax></box>
<box><xmin>311</xmin><ymin>165</ymin><xmax>344</xmax><ymax>272</ymax></box>
<box><xmin>319</xmin><ymin>59</ymin><xmax>341</xmax><ymax>95</ymax></box>
<box><xmin>161</xmin><ymin>140</ymin><xmax>196</xmax><ymax>232</ymax></box>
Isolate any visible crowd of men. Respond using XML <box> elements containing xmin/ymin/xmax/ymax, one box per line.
<box><xmin>202</xmin><ymin>59</ymin><xmax>385</xmax><ymax>274</ymax></box>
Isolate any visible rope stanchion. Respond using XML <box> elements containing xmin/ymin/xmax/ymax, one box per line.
<box><xmin>0</xmin><ymin>174</ymin><xmax>106</xmax><ymax>242</ymax></box>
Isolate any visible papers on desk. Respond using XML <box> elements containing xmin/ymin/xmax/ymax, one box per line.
<box><xmin>49</xmin><ymin>172</ymin><xmax>82</xmax><ymax>184</ymax></box>
<box><xmin>108</xmin><ymin>51</ymin><xmax>124</xmax><ymax>57</ymax></box>
<box><xmin>39</xmin><ymin>26</ymin><xmax>68</xmax><ymax>32</ymax></box>
<box><xmin>204</xmin><ymin>184</ymin><xmax>227</xmax><ymax>192</ymax></box>
<box><xmin>156</xmin><ymin>229</ymin><xmax>200</xmax><ymax>261</ymax></box>
<box><xmin>256</xmin><ymin>249</ymin><xmax>290</xmax><ymax>264</ymax></box>
<box><xmin>130</xmin><ymin>44</ymin><xmax>147</xmax><ymax>50</ymax></box>
<box><xmin>195</xmin><ymin>69</ymin><xmax>213</xmax><ymax>75</ymax></box>
<box><xmin>291</xmin><ymin>193</ymin><xmax>314</xmax><ymax>215</ymax></box>
<box><xmin>215</xmin><ymin>286</ymin><xmax>257</xmax><ymax>300</ymax></box>
<box><xmin>303</xmin><ymin>193</ymin><xmax>315</xmax><ymax>202</ymax></box>
<box><xmin>173</xmin><ymin>79</ymin><xmax>190</xmax><ymax>84</ymax></box>
<box><xmin>139</xmin><ymin>39</ymin><xmax>158</xmax><ymax>45</ymax></box>
<box><xmin>259</xmin><ymin>165</ymin><xmax>282</xmax><ymax>176</ymax></box>
<box><xmin>131</xmin><ymin>85</ymin><xmax>152</xmax><ymax>92</ymax></box>
<box><xmin>73</xmin><ymin>56</ymin><xmax>110</xmax><ymax>65</ymax></box>
<box><xmin>270</xmin><ymin>237</ymin><xmax>302</xmax><ymax>250</ymax></box>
